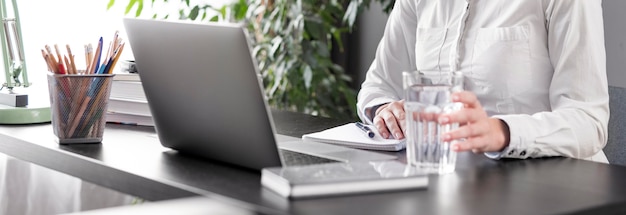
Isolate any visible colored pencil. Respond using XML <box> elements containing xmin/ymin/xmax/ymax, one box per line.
<box><xmin>67</xmin><ymin>44</ymin><xmax>77</xmax><ymax>74</ymax></box>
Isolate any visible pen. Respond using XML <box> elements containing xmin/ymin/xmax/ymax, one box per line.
<box><xmin>355</xmin><ymin>122</ymin><xmax>375</xmax><ymax>138</ymax></box>
<box><xmin>104</xmin><ymin>42</ymin><xmax>125</xmax><ymax>74</ymax></box>
<box><xmin>89</xmin><ymin>37</ymin><xmax>103</xmax><ymax>74</ymax></box>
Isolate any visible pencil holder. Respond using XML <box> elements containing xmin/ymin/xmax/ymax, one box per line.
<box><xmin>47</xmin><ymin>73</ymin><xmax>115</xmax><ymax>144</ymax></box>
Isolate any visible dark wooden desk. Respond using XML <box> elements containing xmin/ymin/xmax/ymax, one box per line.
<box><xmin>1</xmin><ymin>110</ymin><xmax>626</xmax><ymax>215</ymax></box>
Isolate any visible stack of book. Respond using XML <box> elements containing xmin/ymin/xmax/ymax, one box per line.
<box><xmin>106</xmin><ymin>73</ymin><xmax>154</xmax><ymax>126</ymax></box>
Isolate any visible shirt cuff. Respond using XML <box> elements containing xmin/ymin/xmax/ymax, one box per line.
<box><xmin>367</xmin><ymin>103</ymin><xmax>389</xmax><ymax>122</ymax></box>
<box><xmin>361</xmin><ymin>98</ymin><xmax>395</xmax><ymax>124</ymax></box>
<box><xmin>484</xmin><ymin>151</ymin><xmax>504</xmax><ymax>159</ymax></box>
<box><xmin>486</xmin><ymin>115</ymin><xmax>531</xmax><ymax>159</ymax></box>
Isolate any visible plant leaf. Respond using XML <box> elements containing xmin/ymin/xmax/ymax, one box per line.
<box><xmin>343</xmin><ymin>0</ymin><xmax>359</xmax><ymax>28</ymax></box>
<box><xmin>303</xmin><ymin>65</ymin><xmax>312</xmax><ymax>89</ymax></box>
<box><xmin>189</xmin><ymin>5</ymin><xmax>200</xmax><ymax>20</ymax></box>
<box><xmin>269</xmin><ymin>36</ymin><xmax>283</xmax><ymax>58</ymax></box>
<box><xmin>201</xmin><ymin>11</ymin><xmax>207</xmax><ymax>21</ymax></box>
<box><xmin>209</xmin><ymin>15</ymin><xmax>218</xmax><ymax>22</ymax></box>
<box><xmin>230</xmin><ymin>0</ymin><xmax>248</xmax><ymax>21</ymax></box>
<box><xmin>106</xmin><ymin>0</ymin><xmax>115</xmax><ymax>10</ymax></box>
<box><xmin>219</xmin><ymin>5</ymin><xmax>227</xmax><ymax>20</ymax></box>
<box><xmin>124</xmin><ymin>0</ymin><xmax>138</xmax><ymax>15</ymax></box>
<box><xmin>135</xmin><ymin>0</ymin><xmax>144</xmax><ymax>17</ymax></box>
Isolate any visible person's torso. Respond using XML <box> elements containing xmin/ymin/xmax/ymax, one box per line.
<box><xmin>413</xmin><ymin>0</ymin><xmax>554</xmax><ymax>116</ymax></box>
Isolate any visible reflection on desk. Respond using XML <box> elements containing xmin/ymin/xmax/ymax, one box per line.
<box><xmin>64</xmin><ymin>197</ymin><xmax>257</xmax><ymax>215</ymax></box>
<box><xmin>0</xmin><ymin>153</ymin><xmax>136</xmax><ymax>214</ymax></box>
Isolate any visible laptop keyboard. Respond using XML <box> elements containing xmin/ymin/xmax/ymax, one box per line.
<box><xmin>279</xmin><ymin>149</ymin><xmax>339</xmax><ymax>166</ymax></box>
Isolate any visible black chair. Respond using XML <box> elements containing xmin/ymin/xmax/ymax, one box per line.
<box><xmin>604</xmin><ymin>86</ymin><xmax>626</xmax><ymax>166</ymax></box>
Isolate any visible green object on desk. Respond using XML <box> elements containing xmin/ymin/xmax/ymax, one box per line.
<box><xmin>0</xmin><ymin>104</ymin><xmax>50</xmax><ymax>124</ymax></box>
<box><xmin>0</xmin><ymin>86</ymin><xmax>52</xmax><ymax>124</ymax></box>
<box><xmin>0</xmin><ymin>0</ymin><xmax>51</xmax><ymax>124</ymax></box>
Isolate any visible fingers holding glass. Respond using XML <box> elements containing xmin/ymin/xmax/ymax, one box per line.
<box><xmin>440</xmin><ymin>102</ymin><xmax>509</xmax><ymax>153</ymax></box>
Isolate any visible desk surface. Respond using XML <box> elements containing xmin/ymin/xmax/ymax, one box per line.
<box><xmin>1</xmin><ymin>110</ymin><xmax>626</xmax><ymax>215</ymax></box>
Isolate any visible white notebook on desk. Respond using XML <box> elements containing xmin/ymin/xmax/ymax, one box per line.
<box><xmin>302</xmin><ymin>123</ymin><xmax>406</xmax><ymax>151</ymax></box>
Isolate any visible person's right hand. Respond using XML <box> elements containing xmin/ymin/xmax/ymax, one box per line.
<box><xmin>372</xmin><ymin>100</ymin><xmax>406</xmax><ymax>140</ymax></box>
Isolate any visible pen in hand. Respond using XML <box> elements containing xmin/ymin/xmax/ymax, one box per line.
<box><xmin>355</xmin><ymin>122</ymin><xmax>375</xmax><ymax>138</ymax></box>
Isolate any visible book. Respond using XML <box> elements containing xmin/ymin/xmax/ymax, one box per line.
<box><xmin>113</xmin><ymin>72</ymin><xmax>141</xmax><ymax>81</ymax></box>
<box><xmin>107</xmin><ymin>98</ymin><xmax>151</xmax><ymax>116</ymax></box>
<box><xmin>110</xmin><ymin>80</ymin><xmax>146</xmax><ymax>101</ymax></box>
<box><xmin>106</xmin><ymin>111</ymin><xmax>154</xmax><ymax>126</ymax></box>
<box><xmin>302</xmin><ymin>123</ymin><xmax>406</xmax><ymax>151</ymax></box>
<box><xmin>106</xmin><ymin>74</ymin><xmax>153</xmax><ymax>126</ymax></box>
<box><xmin>261</xmin><ymin>161</ymin><xmax>428</xmax><ymax>198</ymax></box>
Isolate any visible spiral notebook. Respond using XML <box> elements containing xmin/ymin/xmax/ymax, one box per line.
<box><xmin>302</xmin><ymin>123</ymin><xmax>406</xmax><ymax>151</ymax></box>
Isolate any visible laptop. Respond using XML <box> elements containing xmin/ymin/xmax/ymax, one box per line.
<box><xmin>122</xmin><ymin>18</ymin><xmax>396</xmax><ymax>171</ymax></box>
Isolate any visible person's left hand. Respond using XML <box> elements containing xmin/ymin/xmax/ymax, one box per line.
<box><xmin>437</xmin><ymin>91</ymin><xmax>510</xmax><ymax>153</ymax></box>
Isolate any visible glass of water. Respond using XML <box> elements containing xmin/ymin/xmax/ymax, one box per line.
<box><xmin>403</xmin><ymin>70</ymin><xmax>463</xmax><ymax>174</ymax></box>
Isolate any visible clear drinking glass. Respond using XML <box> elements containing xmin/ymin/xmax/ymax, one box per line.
<box><xmin>403</xmin><ymin>70</ymin><xmax>463</xmax><ymax>174</ymax></box>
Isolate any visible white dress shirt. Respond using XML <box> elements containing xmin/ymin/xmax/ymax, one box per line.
<box><xmin>357</xmin><ymin>0</ymin><xmax>609</xmax><ymax>162</ymax></box>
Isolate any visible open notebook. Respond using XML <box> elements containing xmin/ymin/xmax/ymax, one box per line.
<box><xmin>302</xmin><ymin>123</ymin><xmax>406</xmax><ymax>151</ymax></box>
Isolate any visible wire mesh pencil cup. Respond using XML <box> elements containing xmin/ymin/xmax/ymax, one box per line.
<box><xmin>47</xmin><ymin>73</ymin><xmax>114</xmax><ymax>144</ymax></box>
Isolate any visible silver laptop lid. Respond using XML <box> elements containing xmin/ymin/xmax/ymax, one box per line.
<box><xmin>123</xmin><ymin>18</ymin><xmax>283</xmax><ymax>170</ymax></box>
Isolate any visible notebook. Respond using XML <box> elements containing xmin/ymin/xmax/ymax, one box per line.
<box><xmin>122</xmin><ymin>18</ymin><xmax>397</xmax><ymax>171</ymax></box>
<box><xmin>302</xmin><ymin>123</ymin><xmax>406</xmax><ymax>151</ymax></box>
<box><xmin>261</xmin><ymin>160</ymin><xmax>428</xmax><ymax>198</ymax></box>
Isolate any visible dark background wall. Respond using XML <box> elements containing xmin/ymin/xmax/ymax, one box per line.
<box><xmin>348</xmin><ymin>2</ymin><xmax>389</xmax><ymax>90</ymax></box>
<box><xmin>332</xmin><ymin>2</ymin><xmax>389</xmax><ymax>91</ymax></box>
<box><xmin>603</xmin><ymin>0</ymin><xmax>626</xmax><ymax>88</ymax></box>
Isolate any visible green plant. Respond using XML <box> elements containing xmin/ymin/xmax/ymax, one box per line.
<box><xmin>107</xmin><ymin>0</ymin><xmax>395</xmax><ymax>120</ymax></box>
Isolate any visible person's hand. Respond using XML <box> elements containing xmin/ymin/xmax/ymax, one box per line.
<box><xmin>372</xmin><ymin>100</ymin><xmax>406</xmax><ymax>140</ymax></box>
<box><xmin>438</xmin><ymin>91</ymin><xmax>510</xmax><ymax>153</ymax></box>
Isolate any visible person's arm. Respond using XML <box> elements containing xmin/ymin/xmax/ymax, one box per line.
<box><xmin>491</xmin><ymin>0</ymin><xmax>609</xmax><ymax>160</ymax></box>
<box><xmin>357</xmin><ymin>0</ymin><xmax>417</xmax><ymax>125</ymax></box>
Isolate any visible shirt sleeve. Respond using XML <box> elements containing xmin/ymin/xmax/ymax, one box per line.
<box><xmin>490</xmin><ymin>0</ymin><xmax>609</xmax><ymax>160</ymax></box>
<box><xmin>356</xmin><ymin>0</ymin><xmax>417</xmax><ymax>124</ymax></box>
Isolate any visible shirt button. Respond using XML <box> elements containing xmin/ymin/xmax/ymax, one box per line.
<box><xmin>520</xmin><ymin>150</ymin><xmax>527</xmax><ymax>156</ymax></box>
<box><xmin>508</xmin><ymin>149</ymin><xmax>516</xmax><ymax>156</ymax></box>
<box><xmin>479</xmin><ymin>86</ymin><xmax>487</xmax><ymax>93</ymax></box>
